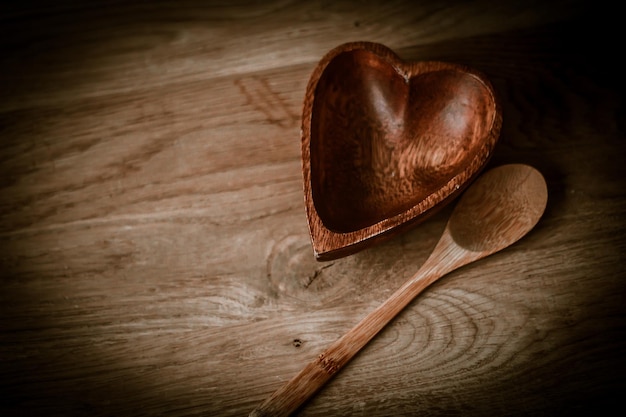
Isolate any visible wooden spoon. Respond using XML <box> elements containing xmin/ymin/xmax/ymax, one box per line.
<box><xmin>250</xmin><ymin>163</ymin><xmax>548</xmax><ymax>417</ymax></box>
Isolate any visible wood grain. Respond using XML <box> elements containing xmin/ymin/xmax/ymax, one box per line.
<box><xmin>1</xmin><ymin>1</ymin><xmax>625</xmax><ymax>416</ymax></box>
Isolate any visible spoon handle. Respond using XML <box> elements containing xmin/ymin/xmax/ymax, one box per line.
<box><xmin>249</xmin><ymin>267</ymin><xmax>441</xmax><ymax>417</ymax></box>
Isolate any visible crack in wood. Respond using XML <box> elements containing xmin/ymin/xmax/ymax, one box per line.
<box><xmin>303</xmin><ymin>262</ymin><xmax>334</xmax><ymax>289</ymax></box>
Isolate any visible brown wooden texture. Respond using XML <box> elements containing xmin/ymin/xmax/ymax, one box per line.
<box><xmin>302</xmin><ymin>42</ymin><xmax>501</xmax><ymax>260</ymax></box>
<box><xmin>252</xmin><ymin>164</ymin><xmax>548</xmax><ymax>417</ymax></box>
<box><xmin>1</xmin><ymin>1</ymin><xmax>625</xmax><ymax>416</ymax></box>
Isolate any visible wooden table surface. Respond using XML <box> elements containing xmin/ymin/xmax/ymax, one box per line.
<box><xmin>1</xmin><ymin>1</ymin><xmax>624</xmax><ymax>416</ymax></box>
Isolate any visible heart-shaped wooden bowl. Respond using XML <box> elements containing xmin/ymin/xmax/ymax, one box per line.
<box><xmin>302</xmin><ymin>42</ymin><xmax>502</xmax><ymax>261</ymax></box>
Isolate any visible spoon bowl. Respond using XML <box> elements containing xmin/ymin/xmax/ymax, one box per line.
<box><xmin>302</xmin><ymin>42</ymin><xmax>503</xmax><ymax>260</ymax></box>
<box><xmin>251</xmin><ymin>164</ymin><xmax>548</xmax><ymax>417</ymax></box>
<box><xmin>449</xmin><ymin>163</ymin><xmax>549</xmax><ymax>254</ymax></box>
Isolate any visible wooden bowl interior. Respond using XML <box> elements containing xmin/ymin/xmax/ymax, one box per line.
<box><xmin>310</xmin><ymin>50</ymin><xmax>498</xmax><ymax>233</ymax></box>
